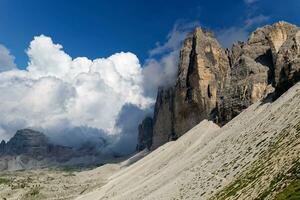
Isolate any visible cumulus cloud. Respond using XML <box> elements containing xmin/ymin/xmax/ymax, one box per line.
<box><xmin>0</xmin><ymin>35</ymin><xmax>153</xmax><ymax>154</ymax></box>
<box><xmin>143</xmin><ymin>21</ymin><xmax>198</xmax><ymax>97</ymax></box>
<box><xmin>0</xmin><ymin>44</ymin><xmax>16</xmax><ymax>72</ymax></box>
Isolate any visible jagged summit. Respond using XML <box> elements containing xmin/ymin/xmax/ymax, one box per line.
<box><xmin>137</xmin><ymin>21</ymin><xmax>300</xmax><ymax>150</ymax></box>
<box><xmin>0</xmin><ymin>129</ymin><xmax>113</xmax><ymax>170</ymax></box>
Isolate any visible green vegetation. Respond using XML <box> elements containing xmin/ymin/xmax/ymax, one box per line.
<box><xmin>274</xmin><ymin>180</ymin><xmax>300</xmax><ymax>200</ymax></box>
<box><xmin>211</xmin><ymin>120</ymin><xmax>300</xmax><ymax>200</ymax></box>
<box><xmin>25</xmin><ymin>186</ymin><xmax>41</xmax><ymax>197</ymax></box>
<box><xmin>256</xmin><ymin>161</ymin><xmax>300</xmax><ymax>200</ymax></box>
<box><xmin>0</xmin><ymin>177</ymin><xmax>10</xmax><ymax>185</ymax></box>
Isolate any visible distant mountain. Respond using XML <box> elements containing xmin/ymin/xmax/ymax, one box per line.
<box><xmin>0</xmin><ymin>129</ymin><xmax>114</xmax><ymax>171</ymax></box>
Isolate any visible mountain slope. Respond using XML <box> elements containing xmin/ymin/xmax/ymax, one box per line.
<box><xmin>77</xmin><ymin>82</ymin><xmax>300</xmax><ymax>200</ymax></box>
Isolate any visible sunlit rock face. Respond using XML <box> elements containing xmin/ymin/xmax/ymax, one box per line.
<box><xmin>151</xmin><ymin>28</ymin><xmax>230</xmax><ymax>148</ymax></box>
<box><xmin>146</xmin><ymin>21</ymin><xmax>300</xmax><ymax>150</ymax></box>
<box><xmin>274</xmin><ymin>29</ymin><xmax>300</xmax><ymax>97</ymax></box>
<box><xmin>173</xmin><ymin>28</ymin><xmax>230</xmax><ymax>136</ymax></box>
<box><xmin>218</xmin><ymin>22</ymin><xmax>298</xmax><ymax>124</ymax></box>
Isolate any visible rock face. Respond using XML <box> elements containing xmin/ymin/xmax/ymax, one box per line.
<box><xmin>0</xmin><ymin>140</ymin><xmax>5</xmax><ymax>155</ymax></box>
<box><xmin>151</xmin><ymin>28</ymin><xmax>230</xmax><ymax>149</ymax></box>
<box><xmin>137</xmin><ymin>117</ymin><xmax>153</xmax><ymax>151</ymax></box>
<box><xmin>5</xmin><ymin>129</ymin><xmax>49</xmax><ymax>157</ymax></box>
<box><xmin>144</xmin><ymin>21</ymin><xmax>300</xmax><ymax>150</ymax></box>
<box><xmin>152</xmin><ymin>88</ymin><xmax>175</xmax><ymax>149</ymax></box>
<box><xmin>274</xmin><ymin>28</ymin><xmax>300</xmax><ymax>96</ymax></box>
<box><xmin>174</xmin><ymin>28</ymin><xmax>230</xmax><ymax>135</ymax></box>
<box><xmin>0</xmin><ymin>129</ymin><xmax>113</xmax><ymax>170</ymax></box>
<box><xmin>1</xmin><ymin>129</ymin><xmax>73</xmax><ymax>160</ymax></box>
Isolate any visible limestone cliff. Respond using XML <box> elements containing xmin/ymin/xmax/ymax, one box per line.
<box><xmin>274</xmin><ymin>26</ymin><xmax>300</xmax><ymax>96</ymax></box>
<box><xmin>152</xmin><ymin>87</ymin><xmax>175</xmax><ymax>149</ymax></box>
<box><xmin>139</xmin><ymin>21</ymin><xmax>300</xmax><ymax>150</ymax></box>
<box><xmin>137</xmin><ymin>117</ymin><xmax>153</xmax><ymax>151</ymax></box>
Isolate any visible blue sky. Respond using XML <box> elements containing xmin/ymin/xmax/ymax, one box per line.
<box><xmin>0</xmin><ymin>0</ymin><xmax>299</xmax><ymax>69</ymax></box>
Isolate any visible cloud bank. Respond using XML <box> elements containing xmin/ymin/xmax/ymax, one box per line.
<box><xmin>0</xmin><ymin>21</ymin><xmax>195</xmax><ymax>155</ymax></box>
<box><xmin>0</xmin><ymin>35</ymin><xmax>154</xmax><ymax>154</ymax></box>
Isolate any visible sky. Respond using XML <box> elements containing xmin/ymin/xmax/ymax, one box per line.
<box><xmin>0</xmin><ymin>0</ymin><xmax>299</xmax><ymax>154</ymax></box>
<box><xmin>0</xmin><ymin>0</ymin><xmax>299</xmax><ymax>68</ymax></box>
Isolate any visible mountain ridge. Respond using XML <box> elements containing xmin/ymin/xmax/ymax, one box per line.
<box><xmin>138</xmin><ymin>21</ymin><xmax>300</xmax><ymax>151</ymax></box>
<box><xmin>0</xmin><ymin>129</ymin><xmax>114</xmax><ymax>171</ymax></box>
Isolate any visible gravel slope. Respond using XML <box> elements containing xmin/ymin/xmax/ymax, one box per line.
<box><xmin>77</xmin><ymin>82</ymin><xmax>300</xmax><ymax>200</ymax></box>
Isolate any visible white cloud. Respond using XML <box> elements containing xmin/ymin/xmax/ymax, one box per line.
<box><xmin>142</xmin><ymin>50</ymin><xmax>179</xmax><ymax>97</ymax></box>
<box><xmin>217</xmin><ymin>14</ymin><xmax>269</xmax><ymax>48</ymax></box>
<box><xmin>143</xmin><ymin>21</ymin><xmax>198</xmax><ymax>97</ymax></box>
<box><xmin>149</xmin><ymin>21</ymin><xmax>199</xmax><ymax>56</ymax></box>
<box><xmin>0</xmin><ymin>44</ymin><xmax>17</xmax><ymax>72</ymax></box>
<box><xmin>245</xmin><ymin>15</ymin><xmax>270</xmax><ymax>28</ymax></box>
<box><xmin>0</xmin><ymin>35</ymin><xmax>153</xmax><ymax>152</ymax></box>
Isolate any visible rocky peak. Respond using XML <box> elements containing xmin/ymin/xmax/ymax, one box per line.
<box><xmin>150</xmin><ymin>27</ymin><xmax>230</xmax><ymax>149</ymax></box>
<box><xmin>274</xmin><ymin>29</ymin><xmax>300</xmax><ymax>96</ymax></box>
<box><xmin>142</xmin><ymin>21</ymin><xmax>300</xmax><ymax>150</ymax></box>
<box><xmin>267</xmin><ymin>21</ymin><xmax>298</xmax><ymax>54</ymax></box>
<box><xmin>5</xmin><ymin>129</ymin><xmax>48</xmax><ymax>156</ymax></box>
<box><xmin>173</xmin><ymin>25</ymin><xmax>230</xmax><ymax>134</ymax></box>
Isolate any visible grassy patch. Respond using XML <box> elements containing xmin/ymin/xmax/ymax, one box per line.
<box><xmin>25</xmin><ymin>186</ymin><xmax>41</xmax><ymax>197</ymax></box>
<box><xmin>211</xmin><ymin>120</ymin><xmax>300</xmax><ymax>200</ymax></box>
<box><xmin>0</xmin><ymin>177</ymin><xmax>10</xmax><ymax>185</ymax></box>
<box><xmin>274</xmin><ymin>180</ymin><xmax>300</xmax><ymax>200</ymax></box>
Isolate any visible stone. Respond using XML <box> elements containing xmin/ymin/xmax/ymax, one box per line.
<box><xmin>173</xmin><ymin>27</ymin><xmax>230</xmax><ymax>135</ymax></box>
<box><xmin>217</xmin><ymin>22</ymin><xmax>298</xmax><ymax>124</ymax></box>
<box><xmin>152</xmin><ymin>87</ymin><xmax>175</xmax><ymax>149</ymax></box>
<box><xmin>144</xmin><ymin>21</ymin><xmax>300</xmax><ymax>150</ymax></box>
<box><xmin>0</xmin><ymin>140</ymin><xmax>5</xmax><ymax>155</ymax></box>
<box><xmin>137</xmin><ymin>117</ymin><xmax>153</xmax><ymax>151</ymax></box>
<box><xmin>274</xmin><ymin>30</ymin><xmax>300</xmax><ymax>96</ymax></box>
<box><xmin>5</xmin><ymin>129</ymin><xmax>49</xmax><ymax>157</ymax></box>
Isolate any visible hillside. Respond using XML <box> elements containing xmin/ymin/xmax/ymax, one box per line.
<box><xmin>76</xmin><ymin>82</ymin><xmax>300</xmax><ymax>200</ymax></box>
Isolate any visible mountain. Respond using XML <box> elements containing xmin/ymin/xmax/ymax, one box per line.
<box><xmin>0</xmin><ymin>129</ymin><xmax>113</xmax><ymax>171</ymax></box>
<box><xmin>137</xmin><ymin>21</ymin><xmax>300</xmax><ymax>150</ymax></box>
<box><xmin>77</xmin><ymin>81</ymin><xmax>300</xmax><ymax>200</ymax></box>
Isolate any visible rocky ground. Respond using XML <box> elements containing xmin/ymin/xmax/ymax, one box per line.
<box><xmin>76</xmin><ymin>82</ymin><xmax>300</xmax><ymax>200</ymax></box>
<box><xmin>0</xmin><ymin>81</ymin><xmax>299</xmax><ymax>200</ymax></box>
<box><xmin>0</xmin><ymin>164</ymin><xmax>119</xmax><ymax>200</ymax></box>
